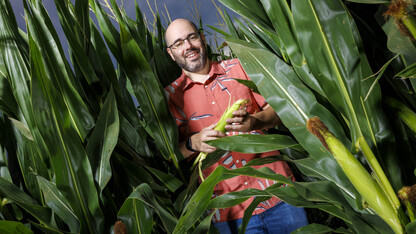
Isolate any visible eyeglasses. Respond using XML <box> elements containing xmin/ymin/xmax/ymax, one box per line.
<box><xmin>168</xmin><ymin>33</ymin><xmax>201</xmax><ymax>50</ymax></box>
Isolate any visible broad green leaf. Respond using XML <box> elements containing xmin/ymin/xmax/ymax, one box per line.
<box><xmin>54</xmin><ymin>0</ymin><xmax>100</xmax><ymax>85</ymax></box>
<box><xmin>88</xmin><ymin>0</ymin><xmax>123</xmax><ymax>62</ymax></box>
<box><xmin>30</xmin><ymin>31</ymin><xmax>104</xmax><ymax>233</ymax></box>
<box><xmin>118</xmin><ymin>189</ymin><xmax>153</xmax><ymax>234</ymax></box>
<box><xmin>174</xmin><ymin>166</ymin><xmax>293</xmax><ymax>233</ymax></box>
<box><xmin>37</xmin><ymin>176</ymin><xmax>79</xmax><ymax>232</ymax></box>
<box><xmin>0</xmin><ymin>221</ymin><xmax>33</xmax><ymax>234</ymax></box>
<box><xmin>25</xmin><ymin>1</ymin><xmax>94</xmax><ymax>140</ymax></box>
<box><xmin>206</xmin><ymin>134</ymin><xmax>298</xmax><ymax>153</ymax></box>
<box><xmin>120</xmin><ymin>23</ymin><xmax>183</xmax><ymax>175</ymax></box>
<box><xmin>74</xmin><ymin>0</ymin><xmax>90</xmax><ymax>48</ymax></box>
<box><xmin>0</xmin><ymin>177</ymin><xmax>55</xmax><ymax>229</ymax></box>
<box><xmin>260</xmin><ymin>0</ymin><xmax>324</xmax><ymax>96</ymax></box>
<box><xmin>234</xmin><ymin>79</ymin><xmax>259</xmax><ymax>94</ymax></box>
<box><xmin>128</xmin><ymin>184</ymin><xmax>177</xmax><ymax>234</ymax></box>
<box><xmin>190</xmin><ymin>211</ymin><xmax>217</xmax><ymax>234</ymax></box>
<box><xmin>293</xmin><ymin>0</ymin><xmax>362</xmax><ymax>144</ymax></box>
<box><xmin>86</xmin><ymin>88</ymin><xmax>119</xmax><ymax>193</ymax></box>
<box><xmin>0</xmin><ymin>75</ymin><xmax>18</xmax><ymax>118</ymax></box>
<box><xmin>225</xmin><ymin>38</ymin><xmax>356</xmax><ymax>198</ymax></box>
<box><xmin>218</xmin><ymin>0</ymin><xmax>273</xmax><ymax>31</ymax></box>
<box><xmin>0</xmin><ymin>1</ymin><xmax>32</xmax><ymax>128</ymax></box>
<box><xmin>8</xmin><ymin>117</ymin><xmax>33</xmax><ymax>141</ymax></box>
<box><xmin>144</xmin><ymin>166</ymin><xmax>183</xmax><ymax>193</ymax></box>
<box><xmin>406</xmin><ymin>220</ymin><xmax>416</xmax><ymax>234</ymax></box>
<box><xmin>291</xmin><ymin>223</ymin><xmax>335</xmax><ymax>234</ymax></box>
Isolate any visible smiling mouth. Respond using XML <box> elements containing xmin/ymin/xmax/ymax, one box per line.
<box><xmin>186</xmin><ymin>50</ymin><xmax>199</xmax><ymax>59</ymax></box>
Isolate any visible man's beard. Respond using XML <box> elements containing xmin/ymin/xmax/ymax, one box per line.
<box><xmin>175</xmin><ymin>47</ymin><xmax>207</xmax><ymax>73</ymax></box>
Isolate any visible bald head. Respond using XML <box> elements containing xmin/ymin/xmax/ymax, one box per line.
<box><xmin>164</xmin><ymin>18</ymin><xmax>208</xmax><ymax>74</ymax></box>
<box><xmin>165</xmin><ymin>19</ymin><xmax>199</xmax><ymax>47</ymax></box>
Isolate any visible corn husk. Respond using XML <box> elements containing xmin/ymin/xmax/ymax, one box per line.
<box><xmin>307</xmin><ymin>117</ymin><xmax>403</xmax><ymax>234</ymax></box>
<box><xmin>193</xmin><ymin>99</ymin><xmax>248</xmax><ymax>181</ymax></box>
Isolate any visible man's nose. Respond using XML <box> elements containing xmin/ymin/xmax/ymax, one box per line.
<box><xmin>183</xmin><ymin>39</ymin><xmax>193</xmax><ymax>49</ymax></box>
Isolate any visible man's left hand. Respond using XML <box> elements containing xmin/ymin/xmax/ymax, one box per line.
<box><xmin>224</xmin><ymin>105</ymin><xmax>281</xmax><ymax>132</ymax></box>
<box><xmin>224</xmin><ymin>109</ymin><xmax>254</xmax><ymax>132</ymax></box>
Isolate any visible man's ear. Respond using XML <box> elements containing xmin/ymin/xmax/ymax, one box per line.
<box><xmin>166</xmin><ymin>48</ymin><xmax>176</xmax><ymax>61</ymax></box>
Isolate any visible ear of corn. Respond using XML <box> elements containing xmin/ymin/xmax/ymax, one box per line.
<box><xmin>398</xmin><ymin>185</ymin><xmax>416</xmax><ymax>222</ymax></box>
<box><xmin>307</xmin><ymin>117</ymin><xmax>404</xmax><ymax>234</ymax></box>
<box><xmin>192</xmin><ymin>99</ymin><xmax>248</xmax><ymax>181</ymax></box>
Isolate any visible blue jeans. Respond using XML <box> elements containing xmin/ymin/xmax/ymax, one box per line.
<box><xmin>213</xmin><ymin>202</ymin><xmax>308</xmax><ymax>234</ymax></box>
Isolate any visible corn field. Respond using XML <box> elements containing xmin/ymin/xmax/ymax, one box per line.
<box><xmin>0</xmin><ymin>0</ymin><xmax>416</xmax><ymax>233</ymax></box>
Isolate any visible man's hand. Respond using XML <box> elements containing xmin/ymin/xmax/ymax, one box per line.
<box><xmin>192</xmin><ymin>123</ymin><xmax>226</xmax><ymax>153</ymax></box>
<box><xmin>180</xmin><ymin>123</ymin><xmax>227</xmax><ymax>158</ymax></box>
<box><xmin>224</xmin><ymin>109</ymin><xmax>254</xmax><ymax>132</ymax></box>
<box><xmin>224</xmin><ymin>105</ymin><xmax>281</xmax><ymax>132</ymax></box>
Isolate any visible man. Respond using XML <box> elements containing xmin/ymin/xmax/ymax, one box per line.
<box><xmin>165</xmin><ymin>18</ymin><xmax>308</xmax><ymax>233</ymax></box>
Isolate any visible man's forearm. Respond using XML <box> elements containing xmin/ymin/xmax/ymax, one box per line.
<box><xmin>251</xmin><ymin>105</ymin><xmax>281</xmax><ymax>130</ymax></box>
<box><xmin>179</xmin><ymin>140</ymin><xmax>196</xmax><ymax>159</ymax></box>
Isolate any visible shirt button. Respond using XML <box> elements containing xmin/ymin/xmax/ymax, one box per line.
<box><xmin>205</xmin><ymin>85</ymin><xmax>208</xmax><ymax>88</ymax></box>
<box><xmin>212</xmin><ymin>101</ymin><xmax>215</xmax><ymax>105</ymax></box>
<box><xmin>236</xmin><ymin>160</ymin><xmax>239</xmax><ymax>163</ymax></box>
<box><xmin>244</xmin><ymin>181</ymin><xmax>248</xmax><ymax>185</ymax></box>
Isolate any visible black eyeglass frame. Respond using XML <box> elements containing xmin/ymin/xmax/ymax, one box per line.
<box><xmin>167</xmin><ymin>32</ymin><xmax>201</xmax><ymax>50</ymax></box>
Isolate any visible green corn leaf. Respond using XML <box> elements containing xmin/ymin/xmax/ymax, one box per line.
<box><xmin>128</xmin><ymin>184</ymin><xmax>177</xmax><ymax>234</ymax></box>
<box><xmin>74</xmin><ymin>0</ymin><xmax>90</xmax><ymax>47</ymax></box>
<box><xmin>120</xmin><ymin>23</ymin><xmax>183</xmax><ymax>175</ymax></box>
<box><xmin>219</xmin><ymin>0</ymin><xmax>273</xmax><ymax>31</ymax></box>
<box><xmin>174</xmin><ymin>166</ymin><xmax>293</xmax><ymax>233</ymax></box>
<box><xmin>54</xmin><ymin>0</ymin><xmax>100</xmax><ymax>85</ymax></box>
<box><xmin>86</xmin><ymin>88</ymin><xmax>119</xmax><ymax>193</ymax></box>
<box><xmin>8</xmin><ymin>117</ymin><xmax>33</xmax><ymax>141</ymax></box>
<box><xmin>225</xmin><ymin>38</ymin><xmax>356</xmax><ymax>199</ymax></box>
<box><xmin>0</xmin><ymin>74</ymin><xmax>18</xmax><ymax>118</ymax></box>
<box><xmin>190</xmin><ymin>210</ymin><xmax>217</xmax><ymax>234</ymax></box>
<box><xmin>36</xmin><ymin>176</ymin><xmax>79</xmax><ymax>232</ymax></box>
<box><xmin>0</xmin><ymin>221</ymin><xmax>34</xmax><ymax>234</ymax></box>
<box><xmin>30</xmin><ymin>30</ymin><xmax>104</xmax><ymax>233</ymax></box>
<box><xmin>88</xmin><ymin>0</ymin><xmax>123</xmax><ymax>63</ymax></box>
<box><xmin>144</xmin><ymin>166</ymin><xmax>183</xmax><ymax>193</ymax></box>
<box><xmin>0</xmin><ymin>177</ymin><xmax>55</xmax><ymax>229</ymax></box>
<box><xmin>260</xmin><ymin>0</ymin><xmax>324</xmax><ymax>96</ymax></box>
<box><xmin>292</xmin><ymin>0</ymin><xmax>362</xmax><ymax>143</ymax></box>
<box><xmin>206</xmin><ymin>134</ymin><xmax>298</xmax><ymax>154</ymax></box>
<box><xmin>24</xmin><ymin>1</ymin><xmax>94</xmax><ymax>140</ymax></box>
<box><xmin>0</xmin><ymin>0</ymin><xmax>32</xmax><ymax>127</ymax></box>
<box><xmin>117</xmin><ymin>189</ymin><xmax>153</xmax><ymax>234</ymax></box>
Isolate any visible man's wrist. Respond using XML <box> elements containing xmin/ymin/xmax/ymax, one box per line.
<box><xmin>185</xmin><ymin>137</ymin><xmax>196</xmax><ymax>152</ymax></box>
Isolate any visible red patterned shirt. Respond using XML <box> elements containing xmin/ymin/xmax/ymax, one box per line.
<box><xmin>165</xmin><ymin>59</ymin><xmax>294</xmax><ymax>222</ymax></box>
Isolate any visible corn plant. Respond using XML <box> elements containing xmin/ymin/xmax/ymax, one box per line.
<box><xmin>180</xmin><ymin>0</ymin><xmax>416</xmax><ymax>233</ymax></box>
<box><xmin>2</xmin><ymin>0</ymin><xmax>416</xmax><ymax>233</ymax></box>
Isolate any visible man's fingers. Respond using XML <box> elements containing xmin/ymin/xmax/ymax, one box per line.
<box><xmin>226</xmin><ymin>117</ymin><xmax>244</xmax><ymax>124</ymax></box>
<box><xmin>232</xmin><ymin>110</ymin><xmax>247</xmax><ymax>116</ymax></box>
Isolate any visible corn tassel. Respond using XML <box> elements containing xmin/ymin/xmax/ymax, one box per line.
<box><xmin>307</xmin><ymin>117</ymin><xmax>404</xmax><ymax>234</ymax></box>
<box><xmin>192</xmin><ymin>99</ymin><xmax>248</xmax><ymax>181</ymax></box>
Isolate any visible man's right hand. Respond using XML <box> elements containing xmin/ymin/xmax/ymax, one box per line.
<box><xmin>191</xmin><ymin>123</ymin><xmax>226</xmax><ymax>153</ymax></box>
<box><xmin>180</xmin><ymin>123</ymin><xmax>227</xmax><ymax>158</ymax></box>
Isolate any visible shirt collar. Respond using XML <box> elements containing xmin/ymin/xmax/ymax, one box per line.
<box><xmin>180</xmin><ymin>60</ymin><xmax>226</xmax><ymax>91</ymax></box>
